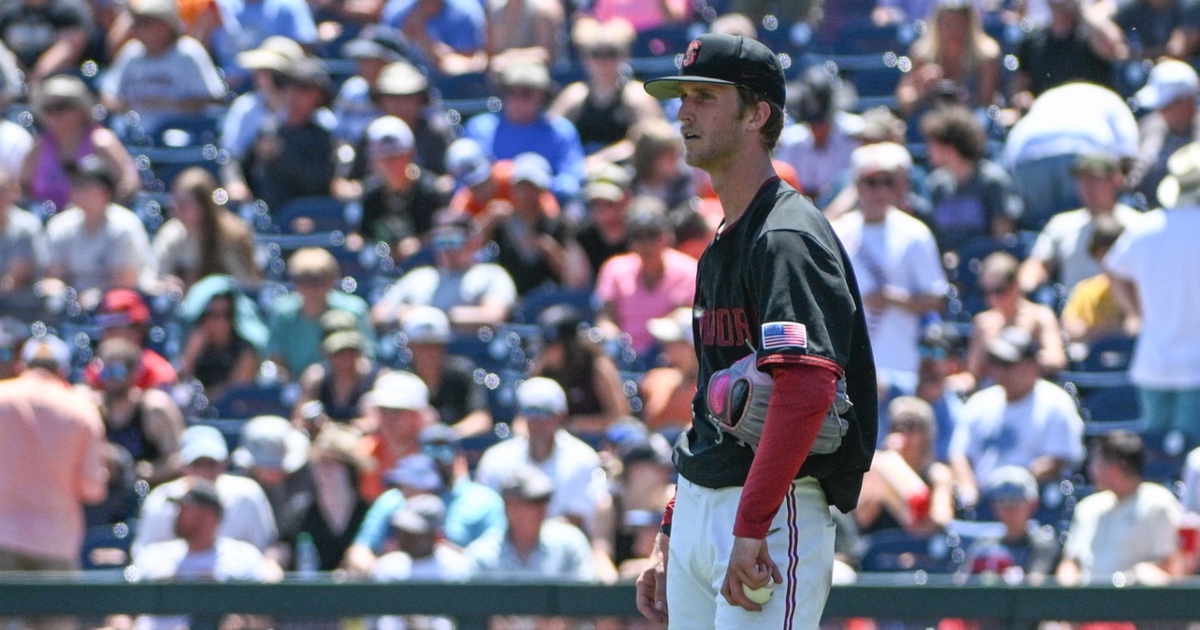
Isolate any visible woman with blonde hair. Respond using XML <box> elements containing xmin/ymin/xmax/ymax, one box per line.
<box><xmin>896</xmin><ymin>0</ymin><xmax>1001</xmax><ymax>115</ymax></box>
<box><xmin>549</xmin><ymin>16</ymin><xmax>664</xmax><ymax>162</ymax></box>
<box><xmin>153</xmin><ymin>167</ymin><xmax>261</xmax><ymax>292</ymax></box>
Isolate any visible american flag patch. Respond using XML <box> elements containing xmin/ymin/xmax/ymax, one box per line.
<box><xmin>761</xmin><ymin>321</ymin><xmax>807</xmax><ymax>350</ymax></box>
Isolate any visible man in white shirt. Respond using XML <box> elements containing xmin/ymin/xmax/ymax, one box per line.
<box><xmin>133</xmin><ymin>425</ymin><xmax>278</xmax><ymax>557</ymax></box>
<box><xmin>949</xmin><ymin>327</ymin><xmax>1085</xmax><ymax>509</ymax></box>
<box><xmin>774</xmin><ymin>66</ymin><xmax>861</xmax><ymax>203</ymax></box>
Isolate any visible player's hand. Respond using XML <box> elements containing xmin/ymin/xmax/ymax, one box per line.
<box><xmin>721</xmin><ymin>536</ymin><xmax>782</xmax><ymax>612</ymax></box>
<box><xmin>635</xmin><ymin>532</ymin><xmax>669</xmax><ymax>623</ymax></box>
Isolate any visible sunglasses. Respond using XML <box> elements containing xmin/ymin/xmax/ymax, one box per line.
<box><xmin>588</xmin><ymin>47</ymin><xmax>621</xmax><ymax>59</ymax></box>
<box><xmin>521</xmin><ymin>407</ymin><xmax>559</xmax><ymax>419</ymax></box>
<box><xmin>41</xmin><ymin>100</ymin><xmax>77</xmax><ymax>114</ymax></box>
<box><xmin>99</xmin><ymin>363</ymin><xmax>131</xmax><ymax>382</ymax></box>
<box><xmin>203</xmin><ymin>307</ymin><xmax>233</xmax><ymax>320</ymax></box>
<box><xmin>432</xmin><ymin>232</ymin><xmax>467</xmax><ymax>251</ymax></box>
<box><xmin>292</xmin><ymin>274</ymin><xmax>329</xmax><ymax>286</ymax></box>
<box><xmin>861</xmin><ymin>175</ymin><xmax>896</xmax><ymax>188</ymax></box>
<box><xmin>981</xmin><ymin>284</ymin><xmax>1011</xmax><ymax>296</ymax></box>
<box><xmin>506</xmin><ymin>87</ymin><xmax>543</xmax><ymax>100</ymax></box>
<box><xmin>421</xmin><ymin>442</ymin><xmax>457</xmax><ymax>464</ymax></box>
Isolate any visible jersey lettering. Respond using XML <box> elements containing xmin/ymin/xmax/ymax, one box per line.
<box><xmin>699</xmin><ymin>307</ymin><xmax>753</xmax><ymax>347</ymax></box>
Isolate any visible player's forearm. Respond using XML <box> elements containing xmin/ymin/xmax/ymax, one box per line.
<box><xmin>733</xmin><ymin>362</ymin><xmax>838</xmax><ymax>539</ymax></box>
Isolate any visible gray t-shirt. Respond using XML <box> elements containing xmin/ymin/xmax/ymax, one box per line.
<box><xmin>0</xmin><ymin>205</ymin><xmax>44</xmax><ymax>281</ymax></box>
<box><xmin>925</xmin><ymin>159</ymin><xmax>1024</xmax><ymax>252</ymax></box>
<box><xmin>1028</xmin><ymin>204</ymin><xmax>1142</xmax><ymax>292</ymax></box>
<box><xmin>45</xmin><ymin>203</ymin><xmax>155</xmax><ymax>292</ymax></box>
<box><xmin>466</xmin><ymin>519</ymin><xmax>596</xmax><ymax>581</ymax></box>
<box><xmin>375</xmin><ymin>264</ymin><xmax>517</xmax><ymax>321</ymax></box>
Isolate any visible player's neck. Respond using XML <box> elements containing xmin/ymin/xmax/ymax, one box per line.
<box><xmin>711</xmin><ymin>155</ymin><xmax>777</xmax><ymax>226</ymax></box>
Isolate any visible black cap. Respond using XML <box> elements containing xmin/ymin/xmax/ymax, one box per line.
<box><xmin>170</xmin><ymin>478</ymin><xmax>224</xmax><ymax>515</ymax></box>
<box><xmin>67</xmin><ymin>154</ymin><xmax>117</xmax><ymax>194</ymax></box>
<box><xmin>342</xmin><ymin>24</ymin><xmax>408</xmax><ymax>62</ymax></box>
<box><xmin>986</xmin><ymin>327</ymin><xmax>1039</xmax><ymax>365</ymax></box>
<box><xmin>644</xmin><ymin>34</ymin><xmax>786</xmax><ymax>109</ymax></box>
<box><xmin>500</xmin><ymin>467</ymin><xmax>554</xmax><ymax>503</ymax></box>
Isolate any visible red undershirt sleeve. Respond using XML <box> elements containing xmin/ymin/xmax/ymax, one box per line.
<box><xmin>733</xmin><ymin>361</ymin><xmax>839</xmax><ymax>539</ymax></box>
<box><xmin>660</xmin><ymin>492</ymin><xmax>675</xmax><ymax>535</ymax></box>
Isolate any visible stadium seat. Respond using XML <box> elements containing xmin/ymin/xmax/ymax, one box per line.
<box><xmin>209</xmin><ymin>383</ymin><xmax>292</xmax><ymax>419</ymax></box>
<box><xmin>514</xmin><ymin>285</ymin><xmax>597</xmax><ymax>324</ymax></box>
<box><xmin>80</xmin><ymin>521</ymin><xmax>136</xmax><ymax>570</ymax></box>
<box><xmin>1079</xmin><ymin>385</ymin><xmax>1144</xmax><ymax>435</ymax></box>
<box><xmin>274</xmin><ymin>196</ymin><xmax>353</xmax><ymax>234</ymax></box>
<box><xmin>859</xmin><ymin>528</ymin><xmax>953</xmax><ymax>573</ymax></box>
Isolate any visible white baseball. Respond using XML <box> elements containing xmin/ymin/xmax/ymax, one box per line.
<box><xmin>742</xmin><ymin>582</ymin><xmax>774</xmax><ymax>604</ymax></box>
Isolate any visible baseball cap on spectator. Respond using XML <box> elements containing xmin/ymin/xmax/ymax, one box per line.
<box><xmin>1071</xmin><ymin>151</ymin><xmax>1121</xmax><ymax>177</ymax></box>
<box><xmin>985</xmin><ymin>465</ymin><xmax>1039</xmax><ymax>503</ymax></box>
<box><xmin>289</xmin><ymin>247</ymin><xmax>339</xmax><ymax>281</ymax></box>
<box><xmin>390</xmin><ymin>493</ymin><xmax>446</xmax><ymax>534</ymax></box>
<box><xmin>400</xmin><ymin>305</ymin><xmax>451</xmax><ymax>345</ymax></box>
<box><xmin>320</xmin><ymin>309</ymin><xmax>358</xmax><ymax>335</ymax></box>
<box><xmin>374</xmin><ymin>61</ymin><xmax>428</xmax><ymax>96</ymax></box>
<box><xmin>181</xmin><ymin>425</ymin><xmax>230</xmax><ymax>464</ymax></box>
<box><xmin>171</xmin><ymin>478</ymin><xmax>224</xmax><ymax>515</ymax></box>
<box><xmin>1157</xmin><ymin>141</ymin><xmax>1200</xmax><ymax>208</ymax></box>
<box><xmin>420</xmin><ymin>423</ymin><xmax>459</xmax><ymax>465</ymax></box>
<box><xmin>510</xmin><ymin>152</ymin><xmax>553</xmax><ymax>189</ymax></box>
<box><xmin>364</xmin><ymin>370</ymin><xmax>430</xmax><ymax>410</ymax></box>
<box><xmin>129</xmin><ymin>0</ymin><xmax>181</xmax><ymax>31</ymax></box>
<box><xmin>647</xmin><ymin>306</ymin><xmax>695</xmax><ymax>345</ymax></box>
<box><xmin>500</xmin><ymin>61</ymin><xmax>553</xmax><ymax>94</ymax></box>
<box><xmin>237</xmin><ymin>36</ymin><xmax>306</xmax><ymax>72</ymax></box>
<box><xmin>32</xmin><ymin>74</ymin><xmax>95</xmax><ymax>116</ymax></box>
<box><xmin>537</xmin><ymin>304</ymin><xmax>583</xmax><ymax>345</ymax></box>
<box><xmin>367</xmin><ymin>116</ymin><xmax>414</xmax><ymax>159</ymax></box>
<box><xmin>789</xmin><ymin>65</ymin><xmax>835</xmax><ymax>124</ymax></box>
<box><xmin>621</xmin><ymin>432</ymin><xmax>673</xmax><ymax>468</ymax></box>
<box><xmin>233</xmin><ymin>415</ymin><xmax>310</xmax><ymax>472</ymax></box>
<box><xmin>1136</xmin><ymin>59</ymin><xmax>1199</xmax><ymax>110</ymax></box>
<box><xmin>67</xmin><ymin>154</ymin><xmax>118</xmax><ymax>195</ymax></box>
<box><xmin>851</xmin><ymin>142</ymin><xmax>912</xmax><ymax>179</ymax></box>
<box><xmin>20</xmin><ymin>334</ymin><xmax>71</xmax><ymax>376</ymax></box>
<box><xmin>643</xmin><ymin>33</ymin><xmax>786</xmax><ymax>109</ymax></box>
<box><xmin>383</xmin><ymin>453</ymin><xmax>444</xmax><ymax>492</ymax></box>
<box><xmin>445</xmin><ymin>138</ymin><xmax>492</xmax><ymax>188</ymax></box>
<box><xmin>311</xmin><ymin>422</ymin><xmax>374</xmax><ymax>471</ymax></box>
<box><xmin>342</xmin><ymin>24</ymin><xmax>408</xmax><ymax>62</ymax></box>
<box><xmin>986</xmin><ymin>327</ymin><xmax>1039</xmax><ymax>365</ymax></box>
<box><xmin>96</xmin><ymin>289</ymin><xmax>151</xmax><ymax>329</ymax></box>
<box><xmin>500</xmin><ymin>466</ymin><xmax>555</xmax><ymax>503</ymax></box>
<box><xmin>517</xmin><ymin>377</ymin><xmax>568</xmax><ymax>417</ymax></box>
<box><xmin>584</xmin><ymin>162</ymin><xmax>633</xmax><ymax>203</ymax></box>
<box><xmin>887</xmin><ymin>396</ymin><xmax>935</xmax><ymax>436</ymax></box>
<box><xmin>626</xmin><ymin>205</ymin><xmax>671</xmax><ymax>240</ymax></box>
<box><xmin>283</xmin><ymin>58</ymin><xmax>333</xmax><ymax>97</ymax></box>
<box><xmin>322</xmin><ymin>329</ymin><xmax>366</xmax><ymax>355</ymax></box>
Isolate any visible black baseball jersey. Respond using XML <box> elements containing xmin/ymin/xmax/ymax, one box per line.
<box><xmin>674</xmin><ymin>178</ymin><xmax>878</xmax><ymax>512</ymax></box>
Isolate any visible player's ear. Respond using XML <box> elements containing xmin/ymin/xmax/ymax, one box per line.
<box><xmin>744</xmin><ymin>100</ymin><xmax>771</xmax><ymax>132</ymax></box>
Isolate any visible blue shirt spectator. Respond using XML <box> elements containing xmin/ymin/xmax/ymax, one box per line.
<box><xmin>211</xmin><ymin>0</ymin><xmax>317</xmax><ymax>90</ymax></box>
<box><xmin>353</xmin><ymin>476</ymin><xmax>506</xmax><ymax>552</ymax></box>
<box><xmin>381</xmin><ymin>0</ymin><xmax>485</xmax><ymax>72</ymax></box>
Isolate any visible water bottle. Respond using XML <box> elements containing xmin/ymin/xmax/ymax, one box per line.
<box><xmin>295</xmin><ymin>532</ymin><xmax>319</xmax><ymax>578</ymax></box>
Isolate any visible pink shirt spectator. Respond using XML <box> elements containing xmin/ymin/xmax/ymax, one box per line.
<box><xmin>589</xmin><ymin>0</ymin><xmax>689</xmax><ymax>32</ymax></box>
<box><xmin>595</xmin><ymin>248</ymin><xmax>697</xmax><ymax>354</ymax></box>
<box><xmin>0</xmin><ymin>369</ymin><xmax>108</xmax><ymax>563</ymax></box>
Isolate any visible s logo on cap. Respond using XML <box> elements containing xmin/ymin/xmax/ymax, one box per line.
<box><xmin>682</xmin><ymin>40</ymin><xmax>700</xmax><ymax>67</ymax></box>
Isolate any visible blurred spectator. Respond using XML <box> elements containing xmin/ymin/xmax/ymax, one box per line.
<box><xmin>208</xmin><ymin>0</ymin><xmax>317</xmax><ymax>91</ymax></box>
<box><xmin>346</xmin><ymin>423</ymin><xmax>505</xmax><ymax>573</ymax></box>
<box><xmin>0</xmin><ymin>0</ymin><xmax>91</xmax><ymax>82</ymax></box>
<box><xmin>896</xmin><ymin>0</ymin><xmax>1001</xmax><ymax>115</ymax></box>
<box><xmin>445</xmin><ymin>138</ymin><xmax>562</xmax><ymax>219</ymax></box>
<box><xmin>1128</xmin><ymin>59</ymin><xmax>1200</xmax><ymax>203</ymax></box>
<box><xmin>0</xmin><ymin>170</ymin><xmax>44</xmax><ymax>303</ymax></box>
<box><xmin>153</xmin><ymin>167</ymin><xmax>261</xmax><ymax>292</ymax></box>
<box><xmin>288</xmin><ymin>422</ymin><xmax>371</xmax><ymax>570</ymax></box>
<box><xmin>822</xmin><ymin>138</ymin><xmax>930</xmax><ymax>223</ymax></box>
<box><xmin>1114</xmin><ymin>0</ymin><xmax>1200</xmax><ymax>59</ymax></box>
<box><xmin>629</xmin><ymin>118</ymin><xmax>693</xmax><ymax>212</ymax></box>
<box><xmin>1105</xmin><ymin>143</ymin><xmax>1200</xmax><ymax>445</ymax></box>
<box><xmin>133</xmin><ymin>425</ymin><xmax>278</xmax><ymax>557</ymax></box>
<box><xmin>475</xmin><ymin>377</ymin><xmax>607</xmax><ymax>530</ymax></box>
<box><xmin>1018</xmin><ymin>152</ymin><xmax>1141</xmax><ymax>297</ymax></box>
<box><xmin>832</xmin><ymin>142</ymin><xmax>948</xmax><ymax>396</ymax></box>
<box><xmin>595</xmin><ymin>203</ymin><xmax>696</xmax><ymax>356</ymax></box>
<box><xmin>0</xmin><ymin>44</ymin><xmax>31</xmax><ymax>177</ymax></box>
<box><xmin>707</xmin><ymin>11</ymin><xmax>757</xmax><ymax>38</ymax></box>
<box><xmin>356</xmin><ymin>370</ymin><xmax>434</xmax><ymax>500</ymax></box>
<box><xmin>90</xmin><ymin>337</ymin><xmax>185</xmax><ymax>485</ymax></box>
<box><xmin>921</xmin><ymin>105</ymin><xmax>1022</xmax><ymax>253</ymax></box>
<box><xmin>357</xmin><ymin>115</ymin><xmax>447</xmax><ymax>256</ymax></box>
<box><xmin>948</xmin><ymin>327</ymin><xmax>1084</xmax><ymax>510</ymax></box>
<box><xmin>44</xmin><ymin>156</ymin><xmax>155</xmax><ymax>297</ymax></box>
<box><xmin>365</xmin><ymin>60</ymin><xmax>455</xmax><ymax>176</ymax></box>
<box><xmin>916</xmin><ymin>321</ymin><xmax>968</xmax><ymax>460</ymax></box>
<box><xmin>549</xmin><ymin>16</ymin><xmax>663</xmax><ymax>159</ymax></box>
<box><xmin>292</xmin><ymin>309</ymin><xmax>381</xmax><ymax>428</ymax></box>
<box><xmin>22</xmin><ymin>75</ymin><xmax>141</xmax><ymax>209</ymax></box>
<box><xmin>1059</xmin><ymin>215</ymin><xmax>1128</xmax><ymax>343</ymax></box>
<box><xmin>372</xmin><ymin>494</ymin><xmax>467</xmax><ymax>630</ymax></box>
<box><xmin>1001</xmin><ymin>82</ymin><xmax>1138</xmax><ymax>232</ymax></box>
<box><xmin>575</xmin><ymin>164</ymin><xmax>633</xmax><ymax>273</ymax></box>
<box><xmin>463</xmin><ymin>61</ymin><xmax>586</xmax><ymax>202</ymax></box>
<box><xmin>775</xmin><ymin>65</ymin><xmax>861</xmax><ymax>202</ymax></box>
<box><xmin>98</xmin><ymin>0</ymin><xmax>225</xmax><ymax>129</ymax></box>
<box><xmin>372</xmin><ymin>210</ymin><xmax>517</xmax><ymax>329</ymax></box>
<box><xmin>332</xmin><ymin>24</ymin><xmax>409</xmax><ymax>143</ymax></box>
<box><xmin>960</xmin><ymin>465</ymin><xmax>1060</xmax><ymax>581</ymax></box>
<box><xmin>382</xmin><ymin>0</ymin><xmax>486</xmax><ymax>75</ymax></box>
<box><xmin>133</xmin><ymin>478</ymin><xmax>269</xmax><ymax>581</ymax></box>
<box><xmin>467</xmin><ymin>466</ymin><xmax>597</xmax><ymax>581</ymax></box>
<box><xmin>219</xmin><ymin>36</ymin><xmax>311</xmax><ymax>166</ymax></box>
<box><xmin>600</xmin><ymin>425</ymin><xmax>674</xmax><ymax>574</ymax></box>
<box><xmin>231</xmin><ymin>415</ymin><xmax>316</xmax><ymax>569</ymax></box>
<box><xmin>639</xmin><ymin>306</ymin><xmax>698</xmax><ymax>432</ymax></box>
<box><xmin>398</xmin><ymin>305</ymin><xmax>493</xmax><ymax>438</ymax></box>
<box><xmin>176</xmin><ymin>275</ymin><xmax>267</xmax><ymax>400</ymax></box>
<box><xmin>478</xmin><ymin>152</ymin><xmax>591</xmax><ymax>294</ymax></box>
<box><xmin>83</xmin><ymin>288</ymin><xmax>178</xmax><ymax>389</ymax></box>
<box><xmin>962</xmin><ymin>252</ymin><xmax>1067</xmax><ymax>386</ymax></box>
<box><xmin>0</xmin><ymin>321</ymin><xmax>26</xmax><ymax>380</ymax></box>
<box><xmin>532</xmin><ymin>306</ymin><xmax>628</xmax><ymax>434</ymax></box>
<box><xmin>0</xmin><ymin>335</ymin><xmax>107</xmax><ymax>571</ymax></box>
<box><xmin>266</xmin><ymin>247</ymin><xmax>375</xmax><ymax>380</ymax></box>
<box><xmin>487</xmin><ymin>0</ymin><xmax>565</xmax><ymax>71</ymax></box>
<box><xmin>1057</xmin><ymin>431</ymin><xmax>1184</xmax><ymax>585</ymax></box>
<box><xmin>873</xmin><ymin>0</ymin><xmax>948</xmax><ymax>26</ymax></box>
<box><xmin>232</xmin><ymin>57</ymin><xmax>337</xmax><ymax>211</ymax></box>
<box><xmin>1010</xmin><ymin>0</ymin><xmax>1123</xmax><ymax>107</ymax></box>
<box><xmin>854</xmin><ymin>396</ymin><xmax>954</xmax><ymax>535</ymax></box>
<box><xmin>585</xmin><ymin>0</ymin><xmax>688</xmax><ymax>32</ymax></box>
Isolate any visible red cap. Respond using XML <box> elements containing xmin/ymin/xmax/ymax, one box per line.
<box><xmin>97</xmin><ymin>289</ymin><xmax>150</xmax><ymax>326</ymax></box>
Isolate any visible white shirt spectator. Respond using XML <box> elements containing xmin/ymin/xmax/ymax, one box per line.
<box><xmin>1104</xmin><ymin>207</ymin><xmax>1200</xmax><ymax>389</ymax></box>
<box><xmin>134</xmin><ymin>537</ymin><xmax>267</xmax><ymax>581</ymax></box>
<box><xmin>372</xmin><ymin>546</ymin><xmax>471</xmax><ymax>582</ymax></box>
<box><xmin>1062</xmin><ymin>481</ymin><xmax>1181</xmax><ymax>583</ymax></box>
<box><xmin>133</xmin><ymin>474</ymin><xmax>278</xmax><ymax>557</ymax></box>
<box><xmin>45</xmin><ymin>203</ymin><xmax>156</xmax><ymax>293</ymax></box>
<box><xmin>0</xmin><ymin>205</ymin><xmax>44</xmax><ymax>278</ymax></box>
<box><xmin>0</xmin><ymin>119</ymin><xmax>32</xmax><ymax>176</ymax></box>
<box><xmin>375</xmin><ymin>264</ymin><xmax>517</xmax><ymax>319</ymax></box>
<box><xmin>100</xmin><ymin>36</ymin><xmax>226</xmax><ymax>130</ymax></box>
<box><xmin>466</xmin><ymin>519</ymin><xmax>596</xmax><ymax>581</ymax></box>
<box><xmin>474</xmin><ymin>430</ymin><xmax>604</xmax><ymax>525</ymax></box>
<box><xmin>774</xmin><ymin>112</ymin><xmax>861</xmax><ymax>200</ymax></box>
<box><xmin>832</xmin><ymin>208</ymin><xmax>948</xmax><ymax>376</ymax></box>
<box><xmin>1002</xmin><ymin>83</ymin><xmax>1139</xmax><ymax>167</ymax></box>
<box><xmin>949</xmin><ymin>379</ymin><xmax>1085</xmax><ymax>484</ymax></box>
<box><xmin>1028</xmin><ymin>204</ymin><xmax>1142</xmax><ymax>293</ymax></box>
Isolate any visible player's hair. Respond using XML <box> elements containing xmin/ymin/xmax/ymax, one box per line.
<box><xmin>919</xmin><ymin>105</ymin><xmax>986</xmax><ymax>161</ymax></box>
<box><xmin>736</xmin><ymin>86</ymin><xmax>785</xmax><ymax>152</ymax></box>
<box><xmin>1092</xmin><ymin>430</ymin><xmax>1145</xmax><ymax>478</ymax></box>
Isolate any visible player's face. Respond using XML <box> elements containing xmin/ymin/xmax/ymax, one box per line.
<box><xmin>677</xmin><ymin>83</ymin><xmax>746</xmax><ymax>172</ymax></box>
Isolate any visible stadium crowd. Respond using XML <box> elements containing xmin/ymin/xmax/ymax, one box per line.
<box><xmin>3</xmin><ymin>0</ymin><xmax>1200</xmax><ymax>626</ymax></box>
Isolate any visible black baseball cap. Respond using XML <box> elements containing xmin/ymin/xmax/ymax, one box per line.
<box><xmin>644</xmin><ymin>34</ymin><xmax>786</xmax><ymax>109</ymax></box>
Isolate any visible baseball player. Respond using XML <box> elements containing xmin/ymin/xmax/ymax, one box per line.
<box><xmin>635</xmin><ymin>34</ymin><xmax>878</xmax><ymax>629</ymax></box>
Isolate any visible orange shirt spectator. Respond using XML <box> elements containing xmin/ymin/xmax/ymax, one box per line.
<box><xmin>448</xmin><ymin>158</ymin><xmax>561</xmax><ymax>218</ymax></box>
